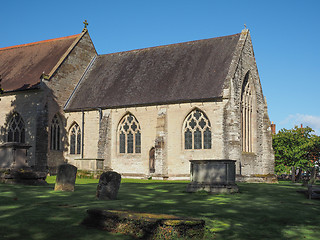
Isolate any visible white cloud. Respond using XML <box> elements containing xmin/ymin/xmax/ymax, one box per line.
<box><xmin>279</xmin><ymin>114</ymin><xmax>320</xmax><ymax>135</ymax></box>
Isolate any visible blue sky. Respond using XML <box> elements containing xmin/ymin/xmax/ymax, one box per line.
<box><xmin>1</xmin><ymin>0</ymin><xmax>319</xmax><ymax>134</ymax></box>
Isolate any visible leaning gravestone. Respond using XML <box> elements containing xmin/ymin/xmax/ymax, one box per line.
<box><xmin>96</xmin><ymin>171</ymin><xmax>121</xmax><ymax>200</ymax></box>
<box><xmin>54</xmin><ymin>164</ymin><xmax>77</xmax><ymax>191</ymax></box>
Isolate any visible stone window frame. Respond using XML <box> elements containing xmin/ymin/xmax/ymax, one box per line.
<box><xmin>241</xmin><ymin>71</ymin><xmax>257</xmax><ymax>153</ymax></box>
<box><xmin>117</xmin><ymin>113</ymin><xmax>141</xmax><ymax>154</ymax></box>
<box><xmin>7</xmin><ymin>112</ymin><xmax>25</xmax><ymax>143</ymax></box>
<box><xmin>50</xmin><ymin>114</ymin><xmax>62</xmax><ymax>151</ymax></box>
<box><xmin>183</xmin><ymin>108</ymin><xmax>212</xmax><ymax>150</ymax></box>
<box><xmin>69</xmin><ymin>122</ymin><xmax>81</xmax><ymax>155</ymax></box>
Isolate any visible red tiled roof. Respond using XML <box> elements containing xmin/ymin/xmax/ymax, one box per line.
<box><xmin>0</xmin><ymin>34</ymin><xmax>81</xmax><ymax>92</ymax></box>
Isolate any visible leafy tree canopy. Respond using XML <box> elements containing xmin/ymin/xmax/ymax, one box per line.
<box><xmin>272</xmin><ymin>126</ymin><xmax>320</xmax><ymax>174</ymax></box>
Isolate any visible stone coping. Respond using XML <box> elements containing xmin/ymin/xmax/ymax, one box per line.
<box><xmin>189</xmin><ymin>159</ymin><xmax>236</xmax><ymax>163</ymax></box>
<box><xmin>74</xmin><ymin>158</ymin><xmax>104</xmax><ymax>161</ymax></box>
<box><xmin>82</xmin><ymin>209</ymin><xmax>205</xmax><ymax>239</ymax></box>
<box><xmin>0</xmin><ymin>168</ymin><xmax>47</xmax><ymax>178</ymax></box>
<box><xmin>236</xmin><ymin>174</ymin><xmax>278</xmax><ymax>183</ymax></box>
<box><xmin>0</xmin><ymin>168</ymin><xmax>47</xmax><ymax>185</ymax></box>
<box><xmin>187</xmin><ymin>182</ymin><xmax>239</xmax><ymax>194</ymax></box>
<box><xmin>0</xmin><ymin>142</ymin><xmax>32</xmax><ymax>149</ymax></box>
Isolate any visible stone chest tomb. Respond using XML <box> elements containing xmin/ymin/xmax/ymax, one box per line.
<box><xmin>187</xmin><ymin>160</ymin><xmax>238</xmax><ymax>193</ymax></box>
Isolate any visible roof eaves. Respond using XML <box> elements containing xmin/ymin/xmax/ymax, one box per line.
<box><xmin>64</xmin><ymin>96</ymin><xmax>224</xmax><ymax>112</ymax></box>
<box><xmin>1</xmin><ymin>83</ymin><xmax>41</xmax><ymax>94</ymax></box>
<box><xmin>0</xmin><ymin>33</ymin><xmax>81</xmax><ymax>52</ymax></box>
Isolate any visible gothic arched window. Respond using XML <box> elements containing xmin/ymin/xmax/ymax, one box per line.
<box><xmin>241</xmin><ymin>72</ymin><xmax>255</xmax><ymax>152</ymax></box>
<box><xmin>118</xmin><ymin>113</ymin><xmax>141</xmax><ymax>154</ymax></box>
<box><xmin>50</xmin><ymin>114</ymin><xmax>61</xmax><ymax>151</ymax></box>
<box><xmin>7</xmin><ymin>112</ymin><xmax>25</xmax><ymax>143</ymax></box>
<box><xmin>69</xmin><ymin>123</ymin><xmax>81</xmax><ymax>155</ymax></box>
<box><xmin>183</xmin><ymin>109</ymin><xmax>211</xmax><ymax>150</ymax></box>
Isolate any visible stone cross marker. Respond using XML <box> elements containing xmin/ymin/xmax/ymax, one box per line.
<box><xmin>83</xmin><ymin>20</ymin><xmax>89</xmax><ymax>29</ymax></box>
<box><xmin>96</xmin><ymin>171</ymin><xmax>121</xmax><ymax>200</ymax></box>
<box><xmin>54</xmin><ymin>164</ymin><xmax>77</xmax><ymax>192</ymax></box>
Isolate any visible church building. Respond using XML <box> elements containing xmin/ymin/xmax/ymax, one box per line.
<box><xmin>0</xmin><ymin>27</ymin><xmax>274</xmax><ymax>180</ymax></box>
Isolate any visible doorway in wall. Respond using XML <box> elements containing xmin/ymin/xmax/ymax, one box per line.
<box><xmin>149</xmin><ymin>147</ymin><xmax>155</xmax><ymax>173</ymax></box>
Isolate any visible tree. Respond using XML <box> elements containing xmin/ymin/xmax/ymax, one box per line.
<box><xmin>272</xmin><ymin>126</ymin><xmax>320</xmax><ymax>182</ymax></box>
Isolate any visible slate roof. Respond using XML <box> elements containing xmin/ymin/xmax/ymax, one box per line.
<box><xmin>0</xmin><ymin>34</ymin><xmax>81</xmax><ymax>92</ymax></box>
<box><xmin>67</xmin><ymin>32</ymin><xmax>241</xmax><ymax>110</ymax></box>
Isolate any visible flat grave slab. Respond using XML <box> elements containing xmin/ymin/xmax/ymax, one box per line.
<box><xmin>82</xmin><ymin>209</ymin><xmax>205</xmax><ymax>239</ymax></box>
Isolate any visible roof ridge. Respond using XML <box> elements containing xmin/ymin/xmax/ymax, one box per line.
<box><xmin>99</xmin><ymin>32</ymin><xmax>241</xmax><ymax>57</ymax></box>
<box><xmin>0</xmin><ymin>33</ymin><xmax>81</xmax><ymax>52</ymax></box>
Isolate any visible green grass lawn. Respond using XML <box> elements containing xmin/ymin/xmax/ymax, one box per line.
<box><xmin>1</xmin><ymin>177</ymin><xmax>320</xmax><ymax>240</ymax></box>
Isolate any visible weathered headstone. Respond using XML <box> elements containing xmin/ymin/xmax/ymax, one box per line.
<box><xmin>54</xmin><ymin>164</ymin><xmax>77</xmax><ymax>191</ymax></box>
<box><xmin>96</xmin><ymin>171</ymin><xmax>121</xmax><ymax>200</ymax></box>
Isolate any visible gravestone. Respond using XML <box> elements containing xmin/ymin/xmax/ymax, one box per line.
<box><xmin>96</xmin><ymin>171</ymin><xmax>121</xmax><ymax>200</ymax></box>
<box><xmin>54</xmin><ymin>164</ymin><xmax>77</xmax><ymax>191</ymax></box>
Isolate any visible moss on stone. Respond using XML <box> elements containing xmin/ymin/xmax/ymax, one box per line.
<box><xmin>83</xmin><ymin>209</ymin><xmax>205</xmax><ymax>239</ymax></box>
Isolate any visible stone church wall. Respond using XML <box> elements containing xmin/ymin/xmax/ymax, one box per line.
<box><xmin>44</xmin><ymin>31</ymin><xmax>97</xmax><ymax>173</ymax></box>
<box><xmin>64</xmin><ymin>100</ymin><xmax>230</xmax><ymax>180</ymax></box>
<box><xmin>222</xmin><ymin>30</ymin><xmax>274</xmax><ymax>177</ymax></box>
<box><xmin>166</xmin><ymin>102</ymin><xmax>226</xmax><ymax>179</ymax></box>
<box><xmin>0</xmin><ymin>32</ymin><xmax>97</xmax><ymax>173</ymax></box>
<box><xmin>109</xmin><ymin>106</ymin><xmax>159</xmax><ymax>177</ymax></box>
<box><xmin>0</xmin><ymin>89</ymin><xmax>46</xmax><ymax>167</ymax></box>
<box><xmin>64</xmin><ymin>111</ymin><xmax>100</xmax><ymax>168</ymax></box>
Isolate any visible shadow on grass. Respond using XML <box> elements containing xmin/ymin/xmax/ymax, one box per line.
<box><xmin>1</xmin><ymin>180</ymin><xmax>320</xmax><ymax>240</ymax></box>
<box><xmin>117</xmin><ymin>182</ymin><xmax>320</xmax><ymax>240</ymax></box>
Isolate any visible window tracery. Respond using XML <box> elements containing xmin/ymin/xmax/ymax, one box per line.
<box><xmin>118</xmin><ymin>114</ymin><xmax>141</xmax><ymax>154</ymax></box>
<box><xmin>184</xmin><ymin>109</ymin><xmax>211</xmax><ymax>150</ymax></box>
<box><xmin>69</xmin><ymin>123</ymin><xmax>81</xmax><ymax>154</ymax></box>
<box><xmin>7</xmin><ymin>112</ymin><xmax>25</xmax><ymax>143</ymax></box>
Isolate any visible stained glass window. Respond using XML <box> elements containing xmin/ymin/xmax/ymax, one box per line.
<box><xmin>120</xmin><ymin>132</ymin><xmax>125</xmax><ymax>153</ymax></box>
<box><xmin>127</xmin><ymin>132</ymin><xmax>133</xmax><ymax>153</ymax></box>
<box><xmin>183</xmin><ymin>109</ymin><xmax>211</xmax><ymax>150</ymax></box>
<box><xmin>135</xmin><ymin>131</ymin><xmax>141</xmax><ymax>153</ymax></box>
<box><xmin>185</xmin><ymin>129</ymin><xmax>192</xmax><ymax>149</ymax></box>
<box><xmin>204</xmin><ymin>128</ymin><xmax>212</xmax><ymax>149</ymax></box>
<box><xmin>118</xmin><ymin>113</ymin><xmax>141</xmax><ymax>154</ymax></box>
<box><xmin>194</xmin><ymin>128</ymin><xmax>202</xmax><ymax>149</ymax></box>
